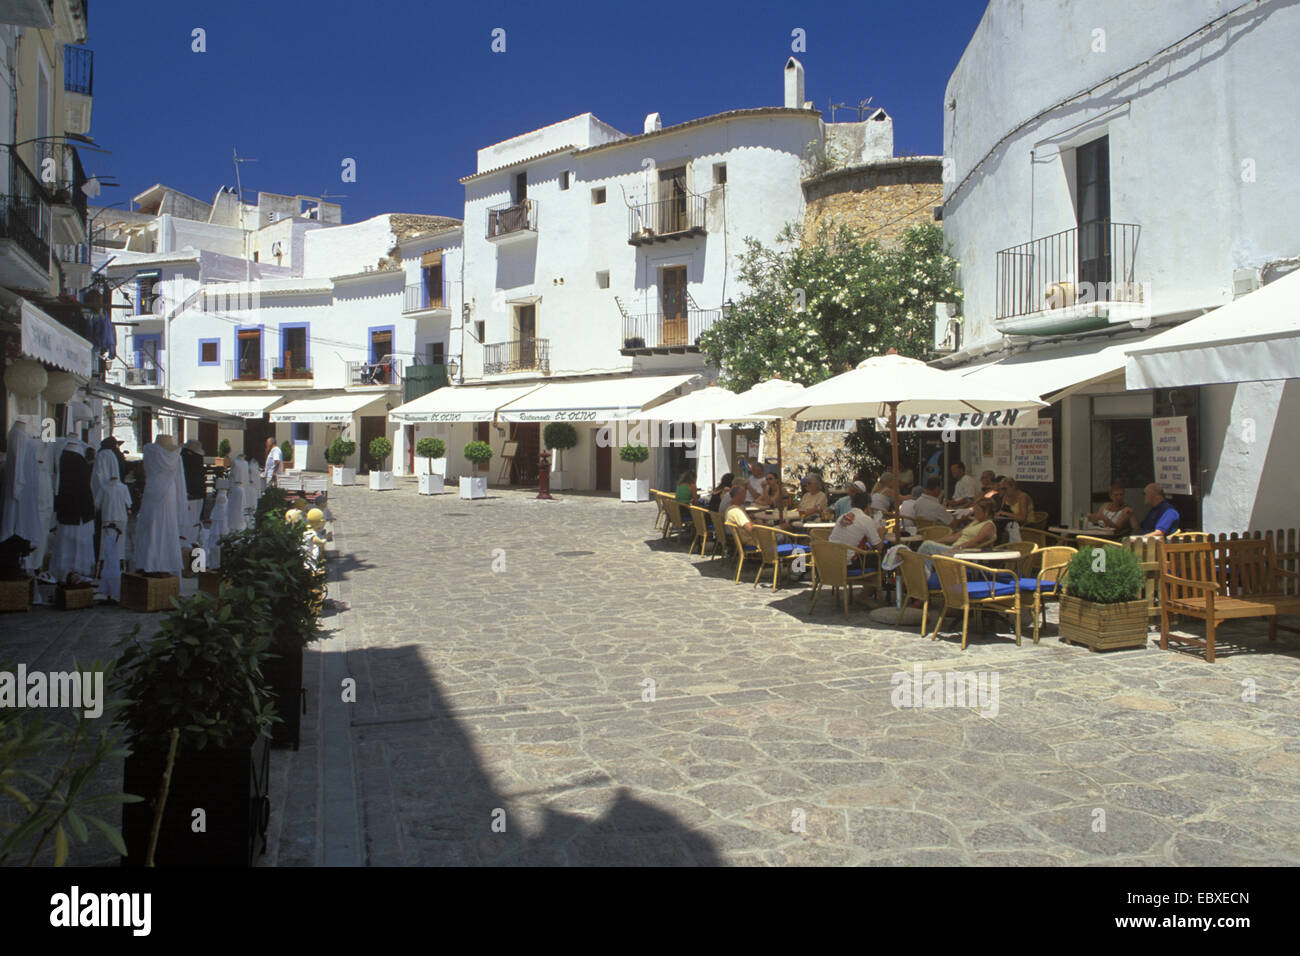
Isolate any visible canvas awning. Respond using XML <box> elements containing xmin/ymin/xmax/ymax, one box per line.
<box><xmin>387</xmin><ymin>383</ymin><xmax>544</xmax><ymax>424</ymax></box>
<box><xmin>953</xmin><ymin>332</ymin><xmax>1165</xmax><ymax>405</ymax></box>
<box><xmin>270</xmin><ymin>392</ymin><xmax>388</xmax><ymax>423</ymax></box>
<box><xmin>184</xmin><ymin>393</ymin><xmax>286</xmax><ymax>420</ymax></box>
<box><xmin>1125</xmin><ymin>270</ymin><xmax>1300</xmax><ymax>389</ymax></box>
<box><xmin>19</xmin><ymin>298</ymin><xmax>93</xmax><ymax>378</ymax></box>
<box><xmin>85</xmin><ymin>380</ymin><xmax>245</xmax><ymax>428</ymax></box>
<box><xmin>495</xmin><ymin>374</ymin><xmax>695</xmax><ymax>423</ymax></box>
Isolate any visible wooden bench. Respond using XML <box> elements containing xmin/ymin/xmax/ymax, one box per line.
<box><xmin>1159</xmin><ymin>539</ymin><xmax>1300</xmax><ymax>662</ymax></box>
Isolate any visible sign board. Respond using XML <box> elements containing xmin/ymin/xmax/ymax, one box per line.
<box><xmin>874</xmin><ymin>408</ymin><xmax>1039</xmax><ymax>431</ymax></box>
<box><xmin>1151</xmin><ymin>416</ymin><xmax>1192</xmax><ymax>495</ymax></box>
<box><xmin>795</xmin><ymin>419</ymin><xmax>851</xmax><ymax>433</ymax></box>
<box><xmin>1011</xmin><ymin>420</ymin><xmax>1053</xmax><ymax>482</ymax></box>
<box><xmin>21</xmin><ymin>300</ymin><xmax>93</xmax><ymax>378</ymax></box>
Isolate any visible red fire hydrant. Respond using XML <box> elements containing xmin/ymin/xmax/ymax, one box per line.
<box><xmin>536</xmin><ymin>450</ymin><xmax>554</xmax><ymax>500</ymax></box>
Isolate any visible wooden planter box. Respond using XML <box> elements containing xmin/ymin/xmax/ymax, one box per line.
<box><xmin>262</xmin><ymin>638</ymin><xmax>305</xmax><ymax>751</ymax></box>
<box><xmin>1059</xmin><ymin>595</ymin><xmax>1149</xmax><ymax>651</ymax></box>
<box><xmin>0</xmin><ymin>576</ymin><xmax>34</xmax><ymax>612</ymax></box>
<box><xmin>121</xmin><ymin>735</ymin><xmax>270</xmax><ymax>867</ymax></box>
<box><xmin>197</xmin><ymin>571</ymin><xmax>223</xmax><ymax>597</ymax></box>
<box><xmin>56</xmin><ymin>582</ymin><xmax>95</xmax><ymax>610</ymax></box>
<box><xmin>121</xmin><ymin>573</ymin><xmax>180</xmax><ymax>613</ymax></box>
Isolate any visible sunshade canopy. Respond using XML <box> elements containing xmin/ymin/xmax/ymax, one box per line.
<box><xmin>496</xmin><ymin>374</ymin><xmax>694</xmax><ymax>423</ymax></box>
<box><xmin>184</xmin><ymin>393</ymin><xmax>285</xmax><ymax>419</ymax></box>
<box><xmin>388</xmin><ymin>383</ymin><xmax>543</xmax><ymax>424</ymax></box>
<box><xmin>270</xmin><ymin>392</ymin><xmax>387</xmax><ymax>423</ymax></box>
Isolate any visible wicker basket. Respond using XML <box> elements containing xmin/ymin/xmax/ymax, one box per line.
<box><xmin>56</xmin><ymin>583</ymin><xmax>95</xmax><ymax>610</ymax></box>
<box><xmin>121</xmin><ymin>572</ymin><xmax>180</xmax><ymax>613</ymax></box>
<box><xmin>197</xmin><ymin>571</ymin><xmax>223</xmax><ymax>597</ymax></box>
<box><xmin>1059</xmin><ymin>595</ymin><xmax>1149</xmax><ymax>651</ymax></box>
<box><xmin>0</xmin><ymin>576</ymin><xmax>33</xmax><ymax>612</ymax></box>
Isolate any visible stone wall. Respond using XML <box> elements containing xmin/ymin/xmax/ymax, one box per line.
<box><xmin>801</xmin><ymin>157</ymin><xmax>944</xmax><ymax>248</ymax></box>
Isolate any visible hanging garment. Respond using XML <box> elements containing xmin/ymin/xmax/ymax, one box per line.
<box><xmin>0</xmin><ymin>423</ymin><xmax>43</xmax><ymax>572</ymax></box>
<box><xmin>206</xmin><ymin>489</ymin><xmax>229</xmax><ymax>568</ymax></box>
<box><xmin>133</xmin><ymin>442</ymin><xmax>183</xmax><ymax>576</ymax></box>
<box><xmin>91</xmin><ymin>445</ymin><xmax>121</xmax><ymax>508</ymax></box>
<box><xmin>33</xmin><ymin>440</ymin><xmax>55</xmax><ymax>574</ymax></box>
<box><xmin>239</xmin><ymin>457</ymin><xmax>258</xmax><ymax>526</ymax></box>
<box><xmin>227</xmin><ymin>458</ymin><xmax>247</xmax><ymax>533</ymax></box>
<box><xmin>49</xmin><ymin>440</ymin><xmax>96</xmax><ymax>581</ymax></box>
<box><xmin>180</xmin><ymin>448</ymin><xmax>205</xmax><ymax>552</ymax></box>
<box><xmin>98</xmin><ymin>477</ymin><xmax>131</xmax><ymax>601</ymax></box>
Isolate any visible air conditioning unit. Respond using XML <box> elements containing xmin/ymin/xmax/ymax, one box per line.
<box><xmin>1232</xmin><ymin>268</ymin><xmax>1260</xmax><ymax>299</ymax></box>
<box><xmin>933</xmin><ymin>302</ymin><xmax>960</xmax><ymax>352</ymax></box>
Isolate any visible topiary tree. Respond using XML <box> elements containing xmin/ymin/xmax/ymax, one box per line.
<box><xmin>543</xmin><ymin>422</ymin><xmax>579</xmax><ymax>473</ymax></box>
<box><xmin>463</xmin><ymin>440</ymin><xmax>493</xmax><ymax>466</ymax></box>
<box><xmin>619</xmin><ymin>443</ymin><xmax>649</xmax><ymax>478</ymax></box>
<box><xmin>368</xmin><ymin>436</ymin><xmax>393</xmax><ymax>471</ymax></box>
<box><xmin>326</xmin><ymin>436</ymin><xmax>356</xmax><ymax>467</ymax></box>
<box><xmin>280</xmin><ymin>439</ymin><xmax>293</xmax><ymax>463</ymax></box>
<box><xmin>217</xmin><ymin>437</ymin><xmax>231</xmax><ymax>459</ymax></box>
<box><xmin>415</xmin><ymin>437</ymin><xmax>446</xmax><ymax>474</ymax></box>
<box><xmin>1063</xmin><ymin>546</ymin><xmax>1144</xmax><ymax>604</ymax></box>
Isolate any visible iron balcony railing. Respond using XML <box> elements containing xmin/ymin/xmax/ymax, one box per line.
<box><xmin>628</xmin><ymin>193</ymin><xmax>707</xmax><ymax>244</ymax></box>
<box><xmin>54</xmin><ymin>240</ymin><xmax>90</xmax><ymax>264</ymax></box>
<box><xmin>64</xmin><ymin>45</ymin><xmax>93</xmax><ymax>96</ymax></box>
<box><xmin>225</xmin><ymin>358</ymin><xmax>268</xmax><ymax>383</ymax></box>
<box><xmin>995</xmin><ymin>221</ymin><xmax>1141</xmax><ymax>320</ymax></box>
<box><xmin>484</xmin><ymin>338</ymin><xmax>550</xmax><ymax>375</ymax></box>
<box><xmin>1</xmin><ymin>148</ymin><xmax>52</xmax><ymax>268</ymax></box>
<box><xmin>486</xmin><ymin>199</ymin><xmax>537</xmax><ymax>240</ymax></box>
<box><xmin>347</xmin><ymin>358</ymin><xmax>404</xmax><ymax>387</ymax></box>
<box><xmin>271</xmin><ymin>358</ymin><xmax>313</xmax><ymax>381</ymax></box>
<box><xmin>34</xmin><ymin>141</ymin><xmax>88</xmax><ymax>222</ymax></box>
<box><xmin>621</xmin><ymin>309</ymin><xmax>721</xmax><ymax>351</ymax></box>
<box><xmin>403</xmin><ymin>281</ymin><xmax>449</xmax><ymax>313</ymax></box>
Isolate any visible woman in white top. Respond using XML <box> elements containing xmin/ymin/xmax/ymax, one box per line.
<box><xmin>1087</xmin><ymin>483</ymin><xmax>1134</xmax><ymax>531</ymax></box>
<box><xmin>870</xmin><ymin>476</ymin><xmax>897</xmax><ymax>515</ymax></box>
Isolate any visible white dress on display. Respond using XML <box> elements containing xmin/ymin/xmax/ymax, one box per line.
<box><xmin>240</xmin><ymin>457</ymin><xmax>258</xmax><ymax>527</ymax></box>
<box><xmin>33</xmin><ymin>440</ymin><xmax>55</xmax><ymax>573</ymax></box>
<box><xmin>227</xmin><ymin>458</ymin><xmax>247</xmax><ymax>533</ymax></box>
<box><xmin>98</xmin><ymin>476</ymin><xmax>131</xmax><ymax>601</ymax></box>
<box><xmin>134</xmin><ymin>442</ymin><xmax>183</xmax><ymax>576</ymax></box>
<box><xmin>205</xmin><ymin>489</ymin><xmax>229</xmax><ymax>568</ymax></box>
<box><xmin>1</xmin><ymin>422</ymin><xmax>43</xmax><ymax>571</ymax></box>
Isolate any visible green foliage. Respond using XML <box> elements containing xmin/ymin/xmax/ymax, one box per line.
<box><xmin>619</xmin><ymin>443</ymin><xmax>649</xmax><ymax>478</ymax></box>
<box><xmin>325</xmin><ymin>436</ymin><xmax>356</xmax><ymax>466</ymax></box>
<box><xmin>217</xmin><ymin>437</ymin><xmax>231</xmax><ymax>458</ymax></box>
<box><xmin>0</xmin><ymin>659</ymin><xmax>142</xmax><ymax>866</ymax></box>
<box><xmin>254</xmin><ymin>485</ymin><xmax>292</xmax><ymax>527</ymax></box>
<box><xmin>698</xmin><ymin>222</ymin><xmax>960</xmax><ymax>392</ymax></box>
<box><xmin>368</xmin><ymin>436</ymin><xmax>393</xmax><ymax>467</ymax></box>
<box><xmin>280</xmin><ymin>440</ymin><xmax>293</xmax><ymax>463</ymax></box>
<box><xmin>113</xmin><ymin>591</ymin><xmax>277</xmax><ymax>754</ymax></box>
<box><xmin>220</xmin><ymin>515</ymin><xmax>324</xmax><ymax>654</ymax></box>
<box><xmin>542</xmin><ymin>422</ymin><xmax>579</xmax><ymax>452</ymax></box>
<box><xmin>415</xmin><ymin>437</ymin><xmax>445</xmax><ymax>459</ymax></box>
<box><xmin>463</xmin><ymin>440</ymin><xmax>493</xmax><ymax>464</ymax></box>
<box><xmin>1065</xmin><ymin>546</ymin><xmax>1144</xmax><ymax>604</ymax></box>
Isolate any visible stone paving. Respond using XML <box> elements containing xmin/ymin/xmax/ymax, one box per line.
<box><xmin>5</xmin><ymin>478</ymin><xmax>1300</xmax><ymax>867</ymax></box>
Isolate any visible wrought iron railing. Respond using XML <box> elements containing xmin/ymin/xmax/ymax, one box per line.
<box><xmin>995</xmin><ymin>221</ymin><xmax>1141</xmax><ymax>320</ymax></box>
<box><xmin>403</xmin><ymin>281</ymin><xmax>449</xmax><ymax>313</ymax></box>
<box><xmin>484</xmin><ymin>338</ymin><xmax>550</xmax><ymax>375</ymax></box>
<box><xmin>486</xmin><ymin>199</ymin><xmax>537</xmax><ymax>240</ymax></box>
<box><xmin>225</xmin><ymin>358</ymin><xmax>268</xmax><ymax>383</ymax></box>
<box><xmin>621</xmin><ymin>309</ymin><xmax>720</xmax><ymax>350</ymax></box>
<box><xmin>347</xmin><ymin>358</ymin><xmax>404</xmax><ymax>387</ymax></box>
<box><xmin>1</xmin><ymin>148</ymin><xmax>52</xmax><ymax>268</ymax></box>
<box><xmin>628</xmin><ymin>193</ymin><xmax>707</xmax><ymax>242</ymax></box>
<box><xmin>54</xmin><ymin>240</ymin><xmax>91</xmax><ymax>264</ymax></box>
<box><xmin>34</xmin><ymin>141</ymin><xmax>88</xmax><ymax>223</ymax></box>
<box><xmin>271</xmin><ymin>359</ymin><xmax>313</xmax><ymax>381</ymax></box>
<box><xmin>64</xmin><ymin>45</ymin><xmax>93</xmax><ymax>96</ymax></box>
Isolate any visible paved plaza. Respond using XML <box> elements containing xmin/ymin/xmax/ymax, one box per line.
<box><xmin>6</xmin><ymin>479</ymin><xmax>1300</xmax><ymax>866</ymax></box>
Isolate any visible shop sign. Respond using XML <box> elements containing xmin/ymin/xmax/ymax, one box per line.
<box><xmin>1151</xmin><ymin>416</ymin><xmax>1192</xmax><ymax>494</ymax></box>
<box><xmin>874</xmin><ymin>408</ymin><xmax>1039</xmax><ymax>431</ymax></box>
<box><xmin>1011</xmin><ymin>420</ymin><xmax>1054</xmax><ymax>483</ymax></box>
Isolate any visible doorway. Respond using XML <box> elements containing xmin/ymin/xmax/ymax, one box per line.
<box><xmin>594</xmin><ymin>433</ymin><xmax>611</xmax><ymax>491</ymax></box>
<box><xmin>1076</xmin><ymin>136</ymin><xmax>1111</xmax><ymax>292</ymax></box>
<box><xmin>513</xmin><ymin>305</ymin><xmax>536</xmax><ymax>369</ymax></box>
<box><xmin>198</xmin><ymin>420</ymin><xmax>218</xmax><ymax>457</ymax></box>
<box><xmin>659</xmin><ymin>265</ymin><xmax>688</xmax><ymax>347</ymax></box>
<box><xmin>243</xmin><ymin>415</ymin><xmax>276</xmax><ymax>465</ymax></box>
<box><xmin>405</xmin><ymin>424</ymin><xmax>415</xmax><ymax>474</ymax></box>
<box><xmin>658</xmin><ymin>166</ymin><xmax>687</xmax><ymax>233</ymax></box>
<box><xmin>474</xmin><ymin>422</ymin><xmax>491</xmax><ymax>472</ymax></box>
<box><xmin>359</xmin><ymin>416</ymin><xmax>386</xmax><ymax>473</ymax></box>
<box><xmin>510</xmin><ymin>422</ymin><xmax>540</xmax><ymax>486</ymax></box>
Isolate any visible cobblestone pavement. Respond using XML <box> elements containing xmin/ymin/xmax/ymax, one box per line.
<box><xmin>6</xmin><ymin>478</ymin><xmax>1299</xmax><ymax>867</ymax></box>
<box><xmin>275</xmin><ymin>481</ymin><xmax>1300</xmax><ymax>866</ymax></box>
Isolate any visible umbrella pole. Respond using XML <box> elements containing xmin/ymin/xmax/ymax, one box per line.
<box><xmin>889</xmin><ymin>401</ymin><xmax>901</xmax><ymax>531</ymax></box>
<box><xmin>776</xmin><ymin>420</ymin><xmax>784</xmax><ymax>521</ymax></box>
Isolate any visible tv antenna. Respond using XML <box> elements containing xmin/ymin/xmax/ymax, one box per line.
<box><xmin>826</xmin><ymin>97</ymin><xmax>847</xmax><ymax>122</ymax></box>
<box><xmin>232</xmin><ymin>148</ymin><xmax>257</xmax><ymax>203</ymax></box>
<box><xmin>856</xmin><ymin>97</ymin><xmax>874</xmax><ymax>119</ymax></box>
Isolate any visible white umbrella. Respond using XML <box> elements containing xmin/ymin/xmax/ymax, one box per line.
<box><xmin>730</xmin><ymin>379</ymin><xmax>807</xmax><ymax>520</ymax></box>
<box><xmin>753</xmin><ymin>351</ymin><xmax>1046</xmax><ymax>522</ymax></box>
<box><xmin>629</xmin><ymin>385</ymin><xmax>738</xmax><ymax>422</ymax></box>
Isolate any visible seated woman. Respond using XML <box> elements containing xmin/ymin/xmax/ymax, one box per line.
<box><xmin>794</xmin><ymin>474</ymin><xmax>828</xmax><ymax>520</ymax></box>
<box><xmin>1087</xmin><ymin>482</ymin><xmax>1134</xmax><ymax>531</ymax></box>
<box><xmin>994</xmin><ymin>476</ymin><xmax>1032</xmax><ymax>539</ymax></box>
<box><xmin>674</xmin><ymin>469</ymin><xmax>697</xmax><ymax>509</ymax></box>
<box><xmin>754</xmin><ymin>472</ymin><xmax>786</xmax><ymax>509</ymax></box>
<box><xmin>705</xmin><ymin>473</ymin><xmax>734</xmax><ymax>513</ymax></box>
<box><xmin>870</xmin><ymin>475</ymin><xmax>898</xmax><ymax>515</ymax></box>
<box><xmin>917</xmin><ymin>499</ymin><xmax>998</xmax><ymax>570</ymax></box>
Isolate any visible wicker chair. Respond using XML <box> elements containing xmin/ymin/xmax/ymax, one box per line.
<box><xmin>1025</xmin><ymin>509</ymin><xmax>1049</xmax><ymax>529</ymax></box>
<box><xmin>751</xmin><ymin>524</ymin><xmax>810</xmax><ymax>591</ymax></box>
<box><xmin>897</xmin><ymin>548</ymin><xmax>943</xmax><ymax>637</ymax></box>
<box><xmin>1019</xmin><ymin>545</ymin><xmax>1076</xmax><ymax>643</ymax></box>
<box><xmin>725</xmin><ymin>524</ymin><xmax>763</xmax><ymax>584</ymax></box>
<box><xmin>930</xmin><ymin>555</ymin><xmax>1022</xmax><ymax>649</ymax></box>
<box><xmin>1002</xmin><ymin>541</ymin><xmax>1038</xmax><ymax>577</ymax></box>
<box><xmin>661</xmin><ymin>499</ymin><xmax>690</xmax><ymax>545</ymax></box>
<box><xmin>652</xmin><ymin>490</ymin><xmax>669</xmax><ymax>531</ymax></box>
<box><xmin>687</xmin><ymin>505</ymin><xmax>717</xmax><ymax>557</ymax></box>
<box><xmin>708</xmin><ymin>509</ymin><xmax>730</xmax><ymax>559</ymax></box>
<box><xmin>808</xmin><ymin>539</ymin><xmax>880</xmax><ymax>616</ymax></box>
<box><xmin>918</xmin><ymin>525</ymin><xmax>951</xmax><ymax>542</ymax></box>
<box><xmin>1019</xmin><ymin>527</ymin><xmax>1064</xmax><ymax>547</ymax></box>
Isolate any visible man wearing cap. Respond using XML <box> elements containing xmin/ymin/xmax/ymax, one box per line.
<box><xmin>264</xmin><ymin>437</ymin><xmax>283</xmax><ymax>488</ymax></box>
<box><xmin>834</xmin><ymin>480</ymin><xmax>867</xmax><ymax>519</ymax></box>
<box><xmin>180</xmin><ymin>440</ymin><xmax>207</xmax><ymax>556</ymax></box>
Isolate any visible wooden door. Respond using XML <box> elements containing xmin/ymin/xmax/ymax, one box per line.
<box><xmin>513</xmin><ymin>305</ymin><xmax>536</xmax><ymax>368</ymax></box>
<box><xmin>660</xmin><ymin>266</ymin><xmax>688</xmax><ymax>346</ymax></box>
<box><xmin>198</xmin><ymin>420</ymin><xmax>218</xmax><ymax>457</ymax></box>
<box><xmin>658</xmin><ymin>167</ymin><xmax>686</xmax><ymax>233</ymax></box>
<box><xmin>359</xmin><ymin>416</ymin><xmax>386</xmax><ymax>473</ymax></box>
<box><xmin>509</xmin><ymin>422</ymin><xmax>540</xmax><ymax>486</ymax></box>
<box><xmin>595</xmin><ymin>434</ymin><xmax>611</xmax><ymax>491</ymax></box>
<box><xmin>474</xmin><ymin>422</ymin><xmax>490</xmax><ymax>472</ymax></box>
<box><xmin>1076</xmin><ymin>136</ymin><xmax>1111</xmax><ymax>291</ymax></box>
<box><xmin>405</xmin><ymin>425</ymin><xmax>415</xmax><ymax>473</ymax></box>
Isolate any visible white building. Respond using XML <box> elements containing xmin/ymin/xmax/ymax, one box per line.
<box><xmin>395</xmin><ymin>58</ymin><xmax>901</xmax><ymax>492</ymax></box>
<box><xmin>932</xmin><ymin>0</ymin><xmax>1300</xmax><ymax>534</ymax></box>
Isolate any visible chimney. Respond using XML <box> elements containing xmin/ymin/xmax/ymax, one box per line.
<box><xmin>784</xmin><ymin>57</ymin><xmax>805</xmax><ymax>109</ymax></box>
<box><xmin>644</xmin><ymin>112</ymin><xmax>662</xmax><ymax>134</ymax></box>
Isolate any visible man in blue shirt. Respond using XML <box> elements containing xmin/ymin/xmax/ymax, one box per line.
<box><xmin>1134</xmin><ymin>482</ymin><xmax>1180</xmax><ymax>538</ymax></box>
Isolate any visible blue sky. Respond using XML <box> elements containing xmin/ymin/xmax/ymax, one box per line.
<box><xmin>86</xmin><ymin>0</ymin><xmax>987</xmax><ymax>222</ymax></box>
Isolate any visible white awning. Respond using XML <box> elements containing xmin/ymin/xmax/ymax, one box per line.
<box><xmin>86</xmin><ymin>381</ymin><xmax>245</xmax><ymax>428</ymax></box>
<box><xmin>954</xmin><ymin>332</ymin><xmax>1166</xmax><ymax>404</ymax></box>
<box><xmin>184</xmin><ymin>393</ymin><xmax>286</xmax><ymax>420</ymax></box>
<box><xmin>20</xmin><ymin>299</ymin><xmax>93</xmax><ymax>378</ymax></box>
<box><xmin>270</xmin><ymin>392</ymin><xmax>388</xmax><ymax>423</ymax></box>
<box><xmin>1125</xmin><ymin>270</ymin><xmax>1300</xmax><ymax>389</ymax></box>
<box><xmin>495</xmin><ymin>374</ymin><xmax>696</xmax><ymax>423</ymax></box>
<box><xmin>388</xmin><ymin>383</ymin><xmax>543</xmax><ymax>424</ymax></box>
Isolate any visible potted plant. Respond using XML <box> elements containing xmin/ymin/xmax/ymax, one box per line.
<box><xmin>279</xmin><ymin>439</ymin><xmax>294</xmax><ymax>471</ymax></box>
<box><xmin>416</xmin><ymin>437</ymin><xmax>446</xmax><ymax>495</ymax></box>
<box><xmin>543</xmin><ymin>422</ymin><xmax>578</xmax><ymax>492</ymax></box>
<box><xmin>460</xmin><ymin>440</ymin><xmax>492</xmax><ymax>499</ymax></box>
<box><xmin>328</xmin><ymin>436</ymin><xmax>356</xmax><ymax>485</ymax></box>
<box><xmin>216</xmin><ymin>437</ymin><xmax>232</xmax><ymax>468</ymax></box>
<box><xmin>1058</xmin><ymin>545</ymin><xmax>1149</xmax><ymax>651</ymax></box>
<box><xmin>619</xmin><ymin>444</ymin><xmax>650</xmax><ymax>502</ymax></box>
<box><xmin>114</xmin><ymin>590</ymin><xmax>276</xmax><ymax>866</ymax></box>
<box><xmin>367</xmin><ymin>436</ymin><xmax>394</xmax><ymax>490</ymax></box>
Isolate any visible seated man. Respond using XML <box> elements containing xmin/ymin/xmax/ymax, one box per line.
<box><xmin>724</xmin><ymin>485</ymin><xmax>758</xmax><ymax>549</ymax></box>
<box><xmin>913</xmin><ymin>477</ymin><xmax>956</xmax><ymax>527</ymax></box>
<box><xmin>947</xmin><ymin>461</ymin><xmax>980</xmax><ymax>508</ymax></box>
<box><xmin>1131</xmin><ymin>482</ymin><xmax>1179</xmax><ymax>539</ymax></box>
<box><xmin>834</xmin><ymin>480</ymin><xmax>867</xmax><ymax>518</ymax></box>
<box><xmin>830</xmin><ymin>491</ymin><xmax>885</xmax><ymax>558</ymax></box>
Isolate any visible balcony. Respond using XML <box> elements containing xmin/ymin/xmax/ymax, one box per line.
<box><xmin>484</xmin><ymin>338</ymin><xmax>549</xmax><ymax>375</ymax></box>
<box><xmin>34</xmin><ymin>142</ymin><xmax>88</xmax><ymax>242</ymax></box>
<box><xmin>0</xmin><ymin>148</ymin><xmax>52</xmax><ymax>288</ymax></box>
<box><xmin>64</xmin><ymin>45</ymin><xmax>93</xmax><ymax>95</ymax></box>
<box><xmin>123</xmin><ymin>367</ymin><xmax>159</xmax><ymax>388</ymax></box>
<box><xmin>628</xmin><ymin>194</ymin><xmax>706</xmax><ymax>245</ymax></box>
<box><xmin>347</xmin><ymin>357</ymin><xmax>404</xmax><ymax>388</ymax></box>
<box><xmin>403</xmin><ymin>362</ymin><xmax>449</xmax><ymax>403</ymax></box>
<box><xmin>995</xmin><ymin>221</ymin><xmax>1144</xmax><ymax>336</ymax></box>
<box><xmin>402</xmin><ymin>281</ymin><xmax>451</xmax><ymax>315</ymax></box>
<box><xmin>225</xmin><ymin>358</ymin><xmax>269</xmax><ymax>386</ymax></box>
<box><xmin>271</xmin><ymin>359</ymin><xmax>314</xmax><ymax>386</ymax></box>
<box><xmin>485</xmin><ymin>199</ymin><xmax>537</xmax><ymax>242</ymax></box>
<box><xmin>620</xmin><ymin>309</ymin><xmax>721</xmax><ymax>354</ymax></box>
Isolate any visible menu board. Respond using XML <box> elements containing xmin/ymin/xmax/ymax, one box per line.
<box><xmin>1012</xmin><ymin>420</ymin><xmax>1054</xmax><ymax>483</ymax></box>
<box><xmin>1151</xmin><ymin>416</ymin><xmax>1192</xmax><ymax>495</ymax></box>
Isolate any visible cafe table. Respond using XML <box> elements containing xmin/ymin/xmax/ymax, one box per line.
<box><xmin>1048</xmin><ymin>526</ymin><xmax>1119</xmax><ymax>540</ymax></box>
<box><xmin>951</xmin><ymin>550</ymin><xmax>1023</xmax><ymax>565</ymax></box>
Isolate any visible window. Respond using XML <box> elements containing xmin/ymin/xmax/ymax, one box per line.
<box><xmin>713</xmin><ymin>163</ymin><xmax>727</xmax><ymax>185</ymax></box>
<box><xmin>1075</xmin><ymin>136</ymin><xmax>1111</xmax><ymax>290</ymax></box>
<box><xmin>135</xmin><ymin>272</ymin><xmax>161</xmax><ymax>315</ymax></box>
<box><xmin>281</xmin><ymin>324</ymin><xmax>309</xmax><ymax>376</ymax></box>
<box><xmin>514</xmin><ymin>171</ymin><xmax>527</xmax><ymax>203</ymax></box>
<box><xmin>292</xmin><ymin>423</ymin><xmax>310</xmax><ymax>444</ymax></box>
<box><xmin>596</xmin><ymin>270</ymin><xmax>610</xmax><ymax>289</ymax></box>
<box><xmin>198</xmin><ymin>339</ymin><xmax>219</xmax><ymax>366</ymax></box>
<box><xmin>592</xmin><ymin>187</ymin><xmax>606</xmax><ymax>205</ymax></box>
<box><xmin>236</xmin><ymin>328</ymin><xmax>262</xmax><ymax>379</ymax></box>
<box><xmin>429</xmin><ymin>341</ymin><xmax>445</xmax><ymax>365</ymax></box>
<box><xmin>559</xmin><ymin>170</ymin><xmax>571</xmax><ymax>190</ymax></box>
<box><xmin>474</xmin><ymin>320</ymin><xmax>485</xmax><ymax>343</ymax></box>
<box><xmin>134</xmin><ymin>333</ymin><xmax>161</xmax><ymax>370</ymax></box>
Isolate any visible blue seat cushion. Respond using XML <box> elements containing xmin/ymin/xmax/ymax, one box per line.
<box><xmin>1018</xmin><ymin>577</ymin><xmax>1057</xmax><ymax>592</ymax></box>
<box><xmin>966</xmin><ymin>581</ymin><xmax>1017</xmax><ymax>599</ymax></box>
<box><xmin>775</xmin><ymin>543</ymin><xmax>808</xmax><ymax>556</ymax></box>
<box><xmin>927</xmin><ymin>573</ymin><xmax>940</xmax><ymax>590</ymax></box>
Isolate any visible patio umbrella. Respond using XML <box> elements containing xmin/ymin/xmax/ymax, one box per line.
<box><xmin>620</xmin><ymin>386</ymin><xmax>739</xmax><ymax>491</ymax></box>
<box><xmin>751</xmin><ymin>351</ymin><xmax>1047</xmax><ymax>524</ymax></box>
<box><xmin>730</xmin><ymin>379</ymin><xmax>807</xmax><ymax>520</ymax></box>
